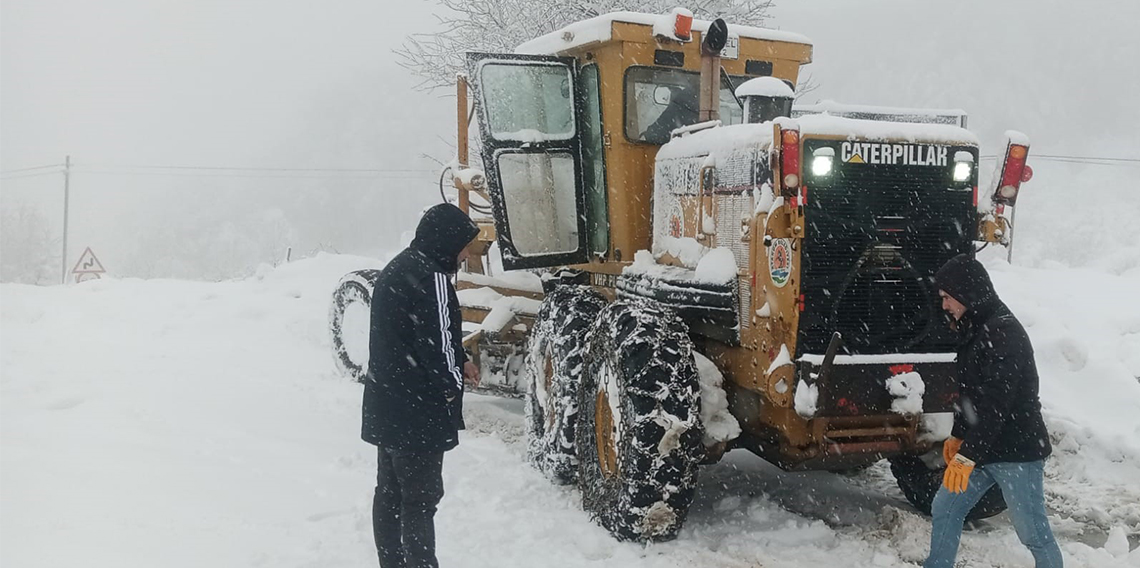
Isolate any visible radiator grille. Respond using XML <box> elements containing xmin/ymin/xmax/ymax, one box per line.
<box><xmin>715</xmin><ymin>181</ymin><xmax>754</xmax><ymax>329</ymax></box>
<box><xmin>798</xmin><ymin>140</ymin><xmax>978</xmax><ymax>355</ymax></box>
<box><xmin>738</xmin><ymin>275</ymin><xmax>751</xmax><ymax>330</ymax></box>
<box><xmin>714</xmin><ymin>194</ymin><xmax>752</xmax><ymax>269</ymax></box>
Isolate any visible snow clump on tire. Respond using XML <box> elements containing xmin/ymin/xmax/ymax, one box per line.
<box><xmin>693</xmin><ymin>352</ymin><xmax>741</xmax><ymax>447</ymax></box>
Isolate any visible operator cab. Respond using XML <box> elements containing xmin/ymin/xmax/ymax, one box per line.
<box><xmin>466</xmin><ymin>11</ymin><xmax>813</xmax><ymax>270</ymax></box>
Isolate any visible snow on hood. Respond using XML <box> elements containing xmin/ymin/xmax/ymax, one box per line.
<box><xmin>656</xmin><ymin>122</ymin><xmax>776</xmax><ymax>162</ymax></box>
<box><xmin>657</xmin><ymin>115</ymin><xmax>978</xmax><ymax>163</ymax></box>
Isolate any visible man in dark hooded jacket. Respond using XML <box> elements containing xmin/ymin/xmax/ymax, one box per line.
<box><xmin>363</xmin><ymin>203</ymin><xmax>480</xmax><ymax>568</ymax></box>
<box><xmin>925</xmin><ymin>253</ymin><xmax>1062</xmax><ymax>568</ymax></box>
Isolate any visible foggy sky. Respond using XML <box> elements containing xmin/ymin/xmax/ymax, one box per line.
<box><xmin>1</xmin><ymin>0</ymin><xmax>452</xmax><ymax>169</ymax></box>
<box><xmin>2</xmin><ymin>0</ymin><xmax>1137</xmax><ymax>280</ymax></box>
<box><xmin>1</xmin><ymin>0</ymin><xmax>456</xmax><ymax>278</ymax></box>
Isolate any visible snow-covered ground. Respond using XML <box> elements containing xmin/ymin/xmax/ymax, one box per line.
<box><xmin>3</xmin><ymin>251</ymin><xmax>1139</xmax><ymax>567</ymax></box>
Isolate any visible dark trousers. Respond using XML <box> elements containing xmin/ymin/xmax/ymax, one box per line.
<box><xmin>373</xmin><ymin>447</ymin><xmax>446</xmax><ymax>568</ymax></box>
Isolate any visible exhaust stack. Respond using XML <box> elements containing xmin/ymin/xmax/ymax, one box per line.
<box><xmin>698</xmin><ymin>19</ymin><xmax>729</xmax><ymax>123</ymax></box>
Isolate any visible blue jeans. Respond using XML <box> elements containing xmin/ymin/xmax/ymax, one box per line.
<box><xmin>926</xmin><ymin>460</ymin><xmax>1063</xmax><ymax>568</ymax></box>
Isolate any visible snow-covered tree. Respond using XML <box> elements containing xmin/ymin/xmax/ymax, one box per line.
<box><xmin>0</xmin><ymin>203</ymin><xmax>59</xmax><ymax>285</ymax></box>
<box><xmin>395</xmin><ymin>0</ymin><xmax>775</xmax><ymax>91</ymax></box>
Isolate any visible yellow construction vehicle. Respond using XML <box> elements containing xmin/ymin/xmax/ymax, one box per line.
<box><xmin>329</xmin><ymin>9</ymin><xmax>1033</xmax><ymax>542</ymax></box>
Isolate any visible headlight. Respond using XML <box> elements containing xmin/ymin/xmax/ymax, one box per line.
<box><xmin>811</xmin><ymin>155</ymin><xmax>833</xmax><ymax>177</ymax></box>
<box><xmin>952</xmin><ymin>161</ymin><xmax>972</xmax><ymax>182</ymax></box>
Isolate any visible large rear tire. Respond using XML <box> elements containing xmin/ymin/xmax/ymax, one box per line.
<box><xmin>329</xmin><ymin>270</ymin><xmax>381</xmax><ymax>381</ymax></box>
<box><xmin>888</xmin><ymin>451</ymin><xmax>1007</xmax><ymax>521</ymax></box>
<box><xmin>523</xmin><ymin>285</ymin><xmax>606</xmax><ymax>484</ymax></box>
<box><xmin>576</xmin><ymin>298</ymin><xmax>704</xmax><ymax>542</ymax></box>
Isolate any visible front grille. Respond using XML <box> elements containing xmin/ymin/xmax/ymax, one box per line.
<box><xmin>798</xmin><ymin>141</ymin><xmax>977</xmax><ymax>355</ymax></box>
<box><xmin>715</xmin><ymin>193</ymin><xmax>752</xmax><ymax>328</ymax></box>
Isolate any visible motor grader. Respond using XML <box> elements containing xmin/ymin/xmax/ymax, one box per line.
<box><xmin>329</xmin><ymin>9</ymin><xmax>1034</xmax><ymax>542</ymax></box>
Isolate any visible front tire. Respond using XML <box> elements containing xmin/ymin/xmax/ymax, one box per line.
<box><xmin>888</xmin><ymin>452</ymin><xmax>1007</xmax><ymax>521</ymax></box>
<box><xmin>576</xmin><ymin>298</ymin><xmax>704</xmax><ymax>542</ymax></box>
<box><xmin>329</xmin><ymin>270</ymin><xmax>381</xmax><ymax>381</ymax></box>
<box><xmin>523</xmin><ymin>285</ymin><xmax>606</xmax><ymax>484</ymax></box>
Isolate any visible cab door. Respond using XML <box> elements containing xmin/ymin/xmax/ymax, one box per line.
<box><xmin>467</xmin><ymin>53</ymin><xmax>589</xmax><ymax>270</ymax></box>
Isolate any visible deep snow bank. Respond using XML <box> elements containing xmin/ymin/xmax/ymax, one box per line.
<box><xmin>2</xmin><ymin>253</ymin><xmax>1139</xmax><ymax>567</ymax></box>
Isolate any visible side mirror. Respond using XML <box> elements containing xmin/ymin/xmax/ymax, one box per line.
<box><xmin>653</xmin><ymin>86</ymin><xmax>672</xmax><ymax>106</ymax></box>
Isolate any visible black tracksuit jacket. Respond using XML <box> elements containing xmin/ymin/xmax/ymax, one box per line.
<box><xmin>936</xmin><ymin>254</ymin><xmax>1052</xmax><ymax>466</ymax></box>
<box><xmin>362</xmin><ymin>204</ymin><xmax>479</xmax><ymax>454</ymax></box>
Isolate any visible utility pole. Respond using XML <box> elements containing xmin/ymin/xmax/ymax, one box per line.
<box><xmin>60</xmin><ymin>155</ymin><xmax>71</xmax><ymax>284</ymax></box>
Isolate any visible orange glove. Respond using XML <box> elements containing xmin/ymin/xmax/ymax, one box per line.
<box><xmin>942</xmin><ymin>437</ymin><xmax>963</xmax><ymax>464</ymax></box>
<box><xmin>943</xmin><ymin>454</ymin><xmax>976</xmax><ymax>493</ymax></box>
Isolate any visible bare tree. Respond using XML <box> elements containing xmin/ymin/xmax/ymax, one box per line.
<box><xmin>395</xmin><ymin>0</ymin><xmax>776</xmax><ymax>91</ymax></box>
<box><xmin>795</xmin><ymin>71</ymin><xmax>820</xmax><ymax>101</ymax></box>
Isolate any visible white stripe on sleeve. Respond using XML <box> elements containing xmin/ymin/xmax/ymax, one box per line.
<box><xmin>434</xmin><ymin>273</ymin><xmax>463</xmax><ymax>390</ymax></box>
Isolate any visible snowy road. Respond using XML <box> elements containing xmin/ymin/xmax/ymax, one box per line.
<box><xmin>2</xmin><ymin>254</ymin><xmax>1138</xmax><ymax>567</ymax></box>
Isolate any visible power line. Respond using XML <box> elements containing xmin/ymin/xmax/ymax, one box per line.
<box><xmin>88</xmin><ymin>163</ymin><xmax>435</xmax><ymax>173</ymax></box>
<box><xmin>0</xmin><ymin>163</ymin><xmax>63</xmax><ymax>175</ymax></box>
<box><xmin>70</xmin><ymin>169</ymin><xmax>434</xmax><ymax>180</ymax></box>
<box><xmin>1029</xmin><ymin>157</ymin><xmax>1138</xmax><ymax>166</ymax></box>
<box><xmin>1035</xmin><ymin>153</ymin><xmax>1140</xmax><ymax>163</ymax></box>
<box><xmin>979</xmin><ymin>154</ymin><xmax>1139</xmax><ymax>166</ymax></box>
<box><xmin>0</xmin><ymin>170</ymin><xmax>63</xmax><ymax>181</ymax></box>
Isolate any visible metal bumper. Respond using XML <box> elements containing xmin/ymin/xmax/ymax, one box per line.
<box><xmin>797</xmin><ymin>356</ymin><xmax>958</xmax><ymax>417</ymax></box>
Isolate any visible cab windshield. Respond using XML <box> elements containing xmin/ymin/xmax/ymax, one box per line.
<box><xmin>624</xmin><ymin>66</ymin><xmax>745</xmax><ymax>144</ymax></box>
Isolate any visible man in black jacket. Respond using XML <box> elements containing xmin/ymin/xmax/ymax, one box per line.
<box><xmin>363</xmin><ymin>203</ymin><xmax>480</xmax><ymax>568</ymax></box>
<box><xmin>925</xmin><ymin>254</ymin><xmax>1063</xmax><ymax>568</ymax></box>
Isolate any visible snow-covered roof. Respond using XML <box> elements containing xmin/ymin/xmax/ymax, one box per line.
<box><xmin>793</xmin><ymin>100</ymin><xmax>967</xmax><ymax>127</ymax></box>
<box><xmin>656</xmin><ymin>115</ymin><xmax>977</xmax><ymax>162</ymax></box>
<box><xmin>792</xmin><ymin>115</ymin><xmax>979</xmax><ymax>145</ymax></box>
<box><xmin>515</xmin><ymin>11</ymin><xmax>812</xmax><ymax>55</ymax></box>
<box><xmin>735</xmin><ymin>76</ymin><xmax>794</xmax><ymax>99</ymax></box>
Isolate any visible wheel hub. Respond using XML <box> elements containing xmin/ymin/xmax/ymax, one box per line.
<box><xmin>595</xmin><ymin>389</ymin><xmax>619</xmax><ymax>478</ymax></box>
<box><xmin>543</xmin><ymin>347</ymin><xmax>555</xmax><ymax>429</ymax></box>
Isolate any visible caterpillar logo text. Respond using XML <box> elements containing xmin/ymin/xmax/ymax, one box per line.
<box><xmin>841</xmin><ymin>142</ymin><xmax>949</xmax><ymax>166</ymax></box>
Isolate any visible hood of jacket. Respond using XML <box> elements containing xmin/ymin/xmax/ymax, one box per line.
<box><xmin>410</xmin><ymin>203</ymin><xmax>479</xmax><ymax>273</ymax></box>
<box><xmin>935</xmin><ymin>253</ymin><xmax>1000</xmax><ymax>323</ymax></box>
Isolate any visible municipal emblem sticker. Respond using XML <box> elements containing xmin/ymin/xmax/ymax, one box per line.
<box><xmin>769</xmin><ymin>238</ymin><xmax>792</xmax><ymax>288</ymax></box>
